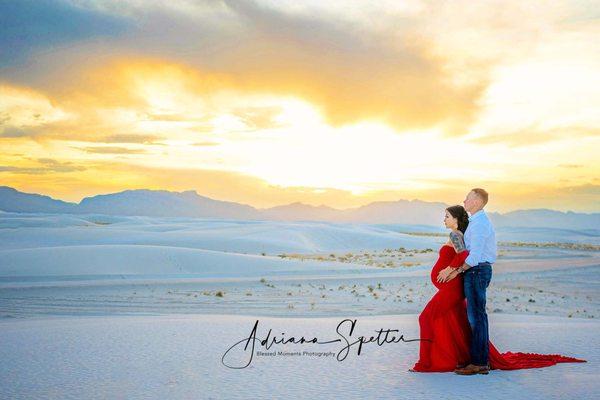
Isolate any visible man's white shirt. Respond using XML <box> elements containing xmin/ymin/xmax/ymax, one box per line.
<box><xmin>464</xmin><ymin>209</ymin><xmax>497</xmax><ymax>267</ymax></box>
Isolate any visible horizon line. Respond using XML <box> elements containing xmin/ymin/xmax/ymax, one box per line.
<box><xmin>1</xmin><ymin>185</ymin><xmax>598</xmax><ymax>215</ymax></box>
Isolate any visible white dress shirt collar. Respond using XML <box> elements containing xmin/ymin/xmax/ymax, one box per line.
<box><xmin>469</xmin><ymin>209</ymin><xmax>485</xmax><ymax>222</ymax></box>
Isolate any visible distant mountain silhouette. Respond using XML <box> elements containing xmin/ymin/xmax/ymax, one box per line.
<box><xmin>1</xmin><ymin>186</ymin><xmax>598</xmax><ymax>229</ymax></box>
<box><xmin>260</xmin><ymin>201</ymin><xmax>340</xmax><ymax>221</ymax></box>
<box><xmin>0</xmin><ymin>186</ymin><xmax>76</xmax><ymax>214</ymax></box>
<box><xmin>490</xmin><ymin>208</ymin><xmax>600</xmax><ymax>230</ymax></box>
<box><xmin>77</xmin><ymin>189</ymin><xmax>260</xmax><ymax>219</ymax></box>
<box><xmin>260</xmin><ymin>199</ymin><xmax>451</xmax><ymax>225</ymax></box>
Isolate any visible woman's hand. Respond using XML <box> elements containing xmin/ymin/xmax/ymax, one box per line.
<box><xmin>437</xmin><ymin>266</ymin><xmax>459</xmax><ymax>283</ymax></box>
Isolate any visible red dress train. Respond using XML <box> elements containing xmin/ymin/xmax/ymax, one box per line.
<box><xmin>411</xmin><ymin>245</ymin><xmax>586</xmax><ymax>372</ymax></box>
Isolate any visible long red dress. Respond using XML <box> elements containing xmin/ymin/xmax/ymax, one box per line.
<box><xmin>411</xmin><ymin>244</ymin><xmax>586</xmax><ymax>372</ymax></box>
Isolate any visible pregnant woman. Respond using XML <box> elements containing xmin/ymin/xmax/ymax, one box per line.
<box><xmin>410</xmin><ymin>205</ymin><xmax>586</xmax><ymax>373</ymax></box>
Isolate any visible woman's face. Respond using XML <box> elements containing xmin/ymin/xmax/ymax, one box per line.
<box><xmin>444</xmin><ymin>210</ymin><xmax>458</xmax><ymax>230</ymax></box>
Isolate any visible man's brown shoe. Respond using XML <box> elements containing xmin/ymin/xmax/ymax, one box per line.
<box><xmin>454</xmin><ymin>364</ymin><xmax>490</xmax><ymax>375</ymax></box>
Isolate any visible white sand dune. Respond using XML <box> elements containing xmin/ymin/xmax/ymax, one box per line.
<box><xmin>1</xmin><ymin>212</ymin><xmax>598</xmax><ymax>320</ymax></box>
<box><xmin>0</xmin><ymin>313</ymin><xmax>596</xmax><ymax>400</ymax></box>
<box><xmin>0</xmin><ymin>212</ymin><xmax>440</xmax><ymax>281</ymax></box>
<box><xmin>1</xmin><ymin>212</ymin><xmax>597</xmax><ymax>280</ymax></box>
<box><xmin>0</xmin><ymin>211</ymin><xmax>440</xmax><ymax>254</ymax></box>
<box><xmin>0</xmin><ymin>212</ymin><xmax>598</xmax><ymax>398</ymax></box>
<box><xmin>0</xmin><ymin>244</ymin><xmax>365</xmax><ymax>278</ymax></box>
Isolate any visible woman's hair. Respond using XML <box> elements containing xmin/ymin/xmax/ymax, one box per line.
<box><xmin>446</xmin><ymin>205</ymin><xmax>469</xmax><ymax>234</ymax></box>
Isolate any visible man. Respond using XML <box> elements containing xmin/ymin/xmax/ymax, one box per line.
<box><xmin>437</xmin><ymin>188</ymin><xmax>497</xmax><ymax>375</ymax></box>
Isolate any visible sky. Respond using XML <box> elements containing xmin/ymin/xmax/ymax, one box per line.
<box><xmin>0</xmin><ymin>0</ymin><xmax>599</xmax><ymax>213</ymax></box>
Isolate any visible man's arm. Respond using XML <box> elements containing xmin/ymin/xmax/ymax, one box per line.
<box><xmin>459</xmin><ymin>221</ymin><xmax>488</xmax><ymax>273</ymax></box>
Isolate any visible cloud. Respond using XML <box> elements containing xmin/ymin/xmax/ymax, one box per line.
<box><xmin>0</xmin><ymin>125</ymin><xmax>27</xmax><ymax>138</ymax></box>
<box><xmin>192</xmin><ymin>141</ymin><xmax>220</xmax><ymax>146</ymax></box>
<box><xmin>563</xmin><ymin>183</ymin><xmax>600</xmax><ymax>196</ymax></box>
<box><xmin>3</xmin><ymin>1</ymin><xmax>594</xmax><ymax>139</ymax></box>
<box><xmin>100</xmin><ymin>134</ymin><xmax>165</xmax><ymax>144</ymax></box>
<box><xmin>558</xmin><ymin>164</ymin><xmax>583</xmax><ymax>169</ymax></box>
<box><xmin>0</xmin><ymin>1</ymin><xmax>597</xmax><ymax>212</ymax></box>
<box><xmin>230</xmin><ymin>106</ymin><xmax>287</xmax><ymax>131</ymax></box>
<box><xmin>0</xmin><ymin>83</ymin><xmax>73</xmax><ymax>140</ymax></box>
<box><xmin>0</xmin><ymin>158</ymin><xmax>85</xmax><ymax>174</ymax></box>
<box><xmin>0</xmin><ymin>0</ymin><xmax>129</xmax><ymax>67</ymax></box>
<box><xmin>470</xmin><ymin>125</ymin><xmax>600</xmax><ymax>147</ymax></box>
<box><xmin>74</xmin><ymin>146</ymin><xmax>148</xmax><ymax>154</ymax></box>
<box><xmin>0</xmin><ymin>0</ymin><xmax>493</xmax><ymax>135</ymax></box>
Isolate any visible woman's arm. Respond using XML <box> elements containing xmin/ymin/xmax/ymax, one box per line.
<box><xmin>449</xmin><ymin>248</ymin><xmax>469</xmax><ymax>268</ymax></box>
<box><xmin>449</xmin><ymin>230</ymin><xmax>468</xmax><ymax>268</ymax></box>
<box><xmin>437</xmin><ymin>231</ymin><xmax>469</xmax><ymax>283</ymax></box>
<box><xmin>449</xmin><ymin>230</ymin><xmax>466</xmax><ymax>253</ymax></box>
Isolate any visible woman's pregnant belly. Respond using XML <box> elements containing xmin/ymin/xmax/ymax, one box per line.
<box><xmin>430</xmin><ymin>248</ymin><xmax>468</xmax><ymax>290</ymax></box>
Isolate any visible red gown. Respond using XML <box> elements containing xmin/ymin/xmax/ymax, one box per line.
<box><xmin>411</xmin><ymin>245</ymin><xmax>586</xmax><ymax>372</ymax></box>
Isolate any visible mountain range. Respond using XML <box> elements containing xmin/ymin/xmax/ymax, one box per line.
<box><xmin>1</xmin><ymin>185</ymin><xmax>598</xmax><ymax>229</ymax></box>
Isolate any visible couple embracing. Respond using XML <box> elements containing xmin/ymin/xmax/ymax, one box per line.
<box><xmin>410</xmin><ymin>188</ymin><xmax>586</xmax><ymax>374</ymax></box>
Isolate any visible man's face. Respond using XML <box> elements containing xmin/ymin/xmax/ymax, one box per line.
<box><xmin>463</xmin><ymin>191</ymin><xmax>479</xmax><ymax>214</ymax></box>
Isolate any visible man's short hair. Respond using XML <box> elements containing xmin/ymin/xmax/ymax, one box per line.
<box><xmin>471</xmin><ymin>188</ymin><xmax>489</xmax><ymax>206</ymax></box>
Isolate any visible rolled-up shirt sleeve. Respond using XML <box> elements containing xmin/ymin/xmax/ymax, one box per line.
<box><xmin>465</xmin><ymin>222</ymin><xmax>488</xmax><ymax>267</ymax></box>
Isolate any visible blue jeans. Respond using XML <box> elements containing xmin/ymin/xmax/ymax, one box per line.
<box><xmin>463</xmin><ymin>262</ymin><xmax>492</xmax><ymax>366</ymax></box>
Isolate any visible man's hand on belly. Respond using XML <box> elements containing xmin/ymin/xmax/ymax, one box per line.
<box><xmin>437</xmin><ymin>266</ymin><xmax>458</xmax><ymax>283</ymax></box>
